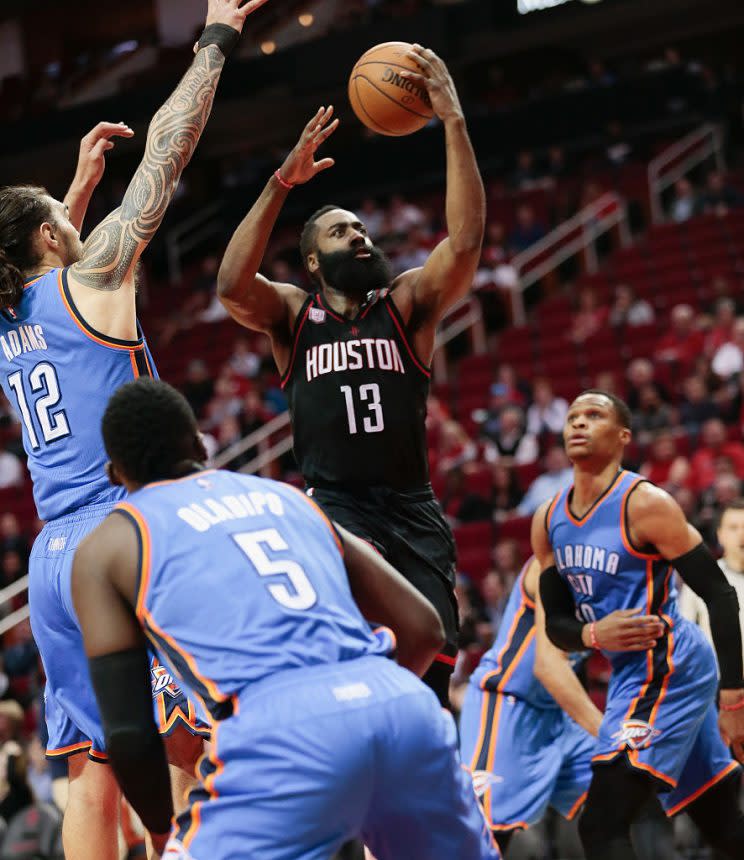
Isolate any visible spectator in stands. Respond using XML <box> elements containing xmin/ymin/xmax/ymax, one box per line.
<box><xmin>653</xmin><ymin>303</ymin><xmax>705</xmax><ymax>377</ymax></box>
<box><xmin>604</xmin><ymin>119</ymin><xmax>632</xmax><ymax>166</ymax></box>
<box><xmin>625</xmin><ymin>357</ymin><xmax>666</xmax><ymax>411</ymax></box>
<box><xmin>669</xmin><ymin>177</ymin><xmax>698</xmax><ymax>223</ymax></box>
<box><xmin>358</xmin><ymin>197</ymin><xmax>387</xmax><ymax>238</ymax></box>
<box><xmin>204</xmin><ymin>371</ymin><xmax>242</xmax><ymax>431</ymax></box>
<box><xmin>632</xmin><ymin>384</ymin><xmax>674</xmax><ymax>447</ymax></box>
<box><xmin>483</xmin><ymin>405</ymin><xmax>538</xmax><ymax>466</ymax></box>
<box><xmin>0</xmin><ymin>736</ymin><xmax>33</xmax><ymax>824</ymax></box>
<box><xmin>4</xmin><ymin>619</ymin><xmax>38</xmax><ymax>688</ymax></box>
<box><xmin>679</xmin><ymin>374</ymin><xmax>721</xmax><ymax>437</ymax></box>
<box><xmin>159</xmin><ymin>254</ymin><xmax>219</xmax><ymax>346</ymax></box>
<box><xmin>490</xmin><ymin>463</ymin><xmax>523</xmax><ymax>522</ymax></box>
<box><xmin>0</xmin><ymin>447</ymin><xmax>22</xmax><ymax>490</ymax></box>
<box><xmin>546</xmin><ymin>145</ymin><xmax>568</xmax><ymax>181</ymax></box>
<box><xmin>699</xmin><ymin>171</ymin><xmax>743</xmax><ymax>215</ymax></box>
<box><xmin>215</xmin><ymin>414</ymin><xmax>251</xmax><ymax>470</ymax></box>
<box><xmin>640</xmin><ymin>431</ymin><xmax>685</xmax><ymax>487</ymax></box>
<box><xmin>239</xmin><ymin>389</ymin><xmax>275</xmax><ymax>435</ymax></box>
<box><xmin>672</xmin><ymin>484</ymin><xmax>698</xmax><ymax>522</ymax></box>
<box><xmin>181</xmin><ymin>358</ymin><xmax>214</xmax><ymax>420</ymax></box>
<box><xmin>516</xmin><ymin>445</ymin><xmax>573</xmax><ymax>516</ymax></box>
<box><xmin>494</xmin><ymin>364</ymin><xmax>530</xmax><ymax>405</ymax></box>
<box><xmin>26</xmin><ymin>737</ymin><xmax>53</xmax><ymax>806</ymax></box>
<box><xmin>435</xmin><ymin>420</ymin><xmax>478</xmax><ymax>475</ymax></box>
<box><xmin>0</xmin><ymin>701</ymin><xmax>23</xmax><ymax>746</ymax></box>
<box><xmin>480</xmin><ymin>570</ymin><xmax>509</xmax><ymax>633</ymax></box>
<box><xmin>608</xmin><ymin>283</ymin><xmax>655</xmax><ymax>328</ymax></box>
<box><xmin>491</xmin><ymin>539</ymin><xmax>522</xmax><ymax>590</ymax></box>
<box><xmin>696</xmin><ymin>473</ymin><xmax>743</xmax><ymax>545</ymax></box>
<box><xmin>706</xmin><ymin>298</ymin><xmax>736</xmax><ymax>354</ymax></box>
<box><xmin>526</xmin><ymin>378</ymin><xmax>568</xmax><ymax>437</ymax></box>
<box><xmin>0</xmin><ymin>515</ymin><xmax>28</xmax><ymax>565</ymax></box>
<box><xmin>387</xmin><ymin>193</ymin><xmax>425</xmax><ymax>233</ymax></box>
<box><xmin>508</xmin><ymin>204</ymin><xmax>546</xmax><ymax>253</ymax></box>
<box><xmin>392</xmin><ymin>228</ymin><xmax>430</xmax><ymax>275</ymax></box>
<box><xmin>510</xmin><ymin>150</ymin><xmax>543</xmax><ymax>191</ymax></box>
<box><xmin>440</xmin><ymin>467</ymin><xmax>492</xmax><ymax>524</ymax></box>
<box><xmin>712</xmin><ymin>316</ymin><xmax>744</xmax><ymax>379</ymax></box>
<box><xmin>475</xmin><ymin>221</ymin><xmax>518</xmax><ymax>292</ymax></box>
<box><xmin>594</xmin><ymin>370</ymin><xmax>623</xmax><ymax>397</ymax></box>
<box><xmin>569</xmin><ymin>287</ymin><xmax>608</xmax><ymax>344</ymax></box>
<box><xmin>689</xmin><ymin>418</ymin><xmax>744</xmax><ymax>491</ymax></box>
<box><xmin>226</xmin><ymin>336</ymin><xmax>260</xmax><ymax>380</ymax></box>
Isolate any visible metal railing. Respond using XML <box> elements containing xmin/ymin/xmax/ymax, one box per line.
<box><xmin>166</xmin><ymin>201</ymin><xmax>223</xmax><ymax>284</ymax></box>
<box><xmin>0</xmin><ymin>575</ymin><xmax>29</xmax><ymax>637</ymax></box>
<box><xmin>507</xmin><ymin>191</ymin><xmax>630</xmax><ymax>325</ymax></box>
<box><xmin>648</xmin><ymin>124</ymin><xmax>725</xmax><ymax>225</ymax></box>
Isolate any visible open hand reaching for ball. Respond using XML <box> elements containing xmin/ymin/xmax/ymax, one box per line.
<box><xmin>400</xmin><ymin>45</ymin><xmax>463</xmax><ymax>124</ymax></box>
<box><xmin>278</xmin><ymin>106</ymin><xmax>339</xmax><ymax>186</ymax></box>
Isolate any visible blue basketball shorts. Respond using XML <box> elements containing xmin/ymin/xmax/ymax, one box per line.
<box><xmin>593</xmin><ymin>618</ymin><xmax>739</xmax><ymax>815</ymax></box>
<box><xmin>164</xmin><ymin>656</ymin><xmax>501</xmax><ymax>860</ymax></box>
<box><xmin>459</xmin><ymin>683</ymin><xmax>594</xmax><ymax>832</ymax></box>
<box><xmin>30</xmin><ymin>503</ymin><xmax>209</xmax><ymax>762</ymax></box>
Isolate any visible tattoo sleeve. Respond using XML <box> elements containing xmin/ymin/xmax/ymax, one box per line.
<box><xmin>73</xmin><ymin>46</ymin><xmax>226</xmax><ymax>290</ymax></box>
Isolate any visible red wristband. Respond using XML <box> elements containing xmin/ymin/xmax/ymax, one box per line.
<box><xmin>273</xmin><ymin>169</ymin><xmax>294</xmax><ymax>190</ymax></box>
<box><xmin>590</xmin><ymin>621</ymin><xmax>600</xmax><ymax>650</ymax></box>
<box><xmin>720</xmin><ymin>697</ymin><xmax>744</xmax><ymax>713</ymax></box>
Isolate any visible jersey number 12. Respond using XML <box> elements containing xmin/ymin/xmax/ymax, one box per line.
<box><xmin>7</xmin><ymin>363</ymin><xmax>70</xmax><ymax>450</ymax></box>
<box><xmin>340</xmin><ymin>384</ymin><xmax>384</xmax><ymax>435</ymax></box>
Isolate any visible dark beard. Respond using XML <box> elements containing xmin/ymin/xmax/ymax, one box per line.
<box><xmin>316</xmin><ymin>246</ymin><xmax>392</xmax><ymax>297</ymax></box>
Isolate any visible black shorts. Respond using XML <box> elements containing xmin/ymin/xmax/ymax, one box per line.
<box><xmin>309</xmin><ymin>483</ymin><xmax>459</xmax><ymax>661</ymax></box>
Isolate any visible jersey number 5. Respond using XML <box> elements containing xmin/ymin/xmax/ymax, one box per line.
<box><xmin>340</xmin><ymin>383</ymin><xmax>384</xmax><ymax>435</ymax></box>
<box><xmin>233</xmin><ymin>528</ymin><xmax>318</xmax><ymax>611</ymax></box>
<box><xmin>7</xmin><ymin>363</ymin><xmax>70</xmax><ymax>450</ymax></box>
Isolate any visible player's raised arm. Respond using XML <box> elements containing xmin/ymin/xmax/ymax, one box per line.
<box><xmin>529</xmin><ymin>557</ymin><xmax>603</xmax><ymax>737</ymax></box>
<box><xmin>393</xmin><ymin>46</ymin><xmax>485</xmax><ymax>353</ymax></box>
<box><xmin>628</xmin><ymin>481</ymin><xmax>744</xmax><ymax>759</ymax></box>
<box><xmin>72</xmin><ymin>514</ymin><xmax>173</xmax><ymax>854</ymax></box>
<box><xmin>338</xmin><ymin>525</ymin><xmax>445</xmax><ymax>677</ymax></box>
<box><xmin>71</xmin><ymin>0</ymin><xmax>269</xmax><ymax>293</ymax></box>
<box><xmin>217</xmin><ymin>107</ymin><xmax>338</xmax><ymax>334</ymax></box>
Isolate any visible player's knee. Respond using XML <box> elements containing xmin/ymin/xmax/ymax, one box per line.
<box><xmin>67</xmin><ymin>756</ymin><xmax>120</xmax><ymax>816</ymax></box>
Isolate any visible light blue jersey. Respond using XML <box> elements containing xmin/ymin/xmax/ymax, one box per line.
<box><xmin>119</xmin><ymin>469</ymin><xmax>500</xmax><ymax>860</ymax></box>
<box><xmin>118</xmin><ymin>470</ymin><xmax>395</xmax><ymax>718</ymax></box>
<box><xmin>0</xmin><ymin>267</ymin><xmax>156</xmax><ymax>522</ymax></box>
<box><xmin>546</xmin><ymin>470</ymin><xmax>738</xmax><ymax>812</ymax></box>
<box><xmin>461</xmin><ymin>561</ymin><xmax>594</xmax><ymax>833</ymax></box>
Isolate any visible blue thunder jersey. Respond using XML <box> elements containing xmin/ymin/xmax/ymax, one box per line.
<box><xmin>0</xmin><ymin>268</ymin><xmax>156</xmax><ymax>521</ymax></box>
<box><xmin>117</xmin><ymin>470</ymin><xmax>395</xmax><ymax>721</ymax></box>
<box><xmin>546</xmin><ymin>469</ymin><xmax>681</xmax><ymax>674</ymax></box>
<box><xmin>474</xmin><ymin>560</ymin><xmax>583</xmax><ymax>710</ymax></box>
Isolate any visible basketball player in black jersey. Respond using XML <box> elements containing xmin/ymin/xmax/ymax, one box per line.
<box><xmin>217</xmin><ymin>45</ymin><xmax>485</xmax><ymax>708</ymax></box>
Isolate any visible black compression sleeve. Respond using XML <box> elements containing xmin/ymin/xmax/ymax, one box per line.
<box><xmin>672</xmin><ymin>542</ymin><xmax>744</xmax><ymax>689</ymax></box>
<box><xmin>539</xmin><ymin>566</ymin><xmax>585</xmax><ymax>652</ymax></box>
<box><xmin>89</xmin><ymin>648</ymin><xmax>174</xmax><ymax>834</ymax></box>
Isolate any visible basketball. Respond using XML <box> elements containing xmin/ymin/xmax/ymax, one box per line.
<box><xmin>348</xmin><ymin>41</ymin><xmax>434</xmax><ymax>137</ymax></box>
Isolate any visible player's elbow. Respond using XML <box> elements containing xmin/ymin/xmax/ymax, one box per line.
<box><xmin>450</xmin><ymin>229</ymin><xmax>484</xmax><ymax>258</ymax></box>
<box><xmin>216</xmin><ymin>268</ymin><xmax>237</xmax><ymax>300</ymax></box>
<box><xmin>407</xmin><ymin>609</ymin><xmax>446</xmax><ymax>667</ymax></box>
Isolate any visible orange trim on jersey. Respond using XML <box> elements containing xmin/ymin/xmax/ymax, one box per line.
<box><xmin>284</xmin><ymin>485</ymin><xmax>344</xmax><ymax>556</ymax></box>
<box><xmin>279</xmin><ymin>300</ymin><xmax>312</xmax><ymax>388</ymax></box>
<box><xmin>46</xmin><ymin>740</ymin><xmax>92</xmax><ymax>758</ymax></box>
<box><xmin>88</xmin><ymin>748</ymin><xmax>109</xmax><ymax>762</ymax></box>
<box><xmin>620</xmin><ymin>478</ymin><xmax>663</xmax><ymax>559</ymax></box>
<box><xmin>563</xmin><ymin>470</ymin><xmax>625</xmax><ymax>527</ymax></box>
<box><xmin>592</xmin><ymin>751</ymin><xmax>623</xmax><ymax>765</ymax></box>
<box><xmin>116</xmin><ymin>503</ymin><xmax>152</xmax><ymax>619</ymax></box>
<box><xmin>545</xmin><ymin>493</ymin><xmax>561</xmax><ymax>531</ymax></box>
<box><xmin>479</xmin><ymin>605</ymin><xmax>527</xmax><ymax>690</ymax></box>
<box><xmin>469</xmin><ymin>689</ymin><xmax>494</xmax><ymax>773</ymax></box>
<box><xmin>372</xmin><ymin>625</ymin><xmax>397</xmax><ymax>654</ymax></box>
<box><xmin>620</xmin><ymin>560</ymin><xmax>655</xmax><ymax>730</ymax></box>
<box><xmin>383</xmin><ymin>298</ymin><xmax>431</xmax><ymax>378</ymax></box>
<box><xmin>498</xmin><ymin>629</ymin><xmax>535</xmax><ymax>691</ymax></box>
<box><xmin>647</xmin><ymin>612</ymin><xmax>675</xmax><ymax>730</ymax></box>
<box><xmin>566</xmin><ymin>790</ymin><xmax>588</xmax><ymax>820</ymax></box>
<box><xmin>117</xmin><ymin>502</ymin><xmax>230</xmax><ymax>710</ymax></box>
<box><xmin>491</xmin><ymin>821</ymin><xmax>529</xmax><ymax>832</ymax></box>
<box><xmin>57</xmin><ymin>269</ymin><xmax>144</xmax><ymax>351</ymax></box>
<box><xmin>519</xmin><ymin>558</ymin><xmax>536</xmax><ymax>610</ymax></box>
<box><xmin>483</xmin><ymin>693</ymin><xmax>504</xmax><ymax>829</ymax></box>
<box><xmin>183</xmin><ymin>720</ymin><xmax>226</xmax><ymax>849</ymax></box>
<box><xmin>129</xmin><ymin>350</ymin><xmax>139</xmax><ymax>378</ymax></box>
<box><xmin>665</xmin><ymin>761</ymin><xmax>740</xmax><ymax>817</ymax></box>
<box><xmin>23</xmin><ymin>274</ymin><xmax>44</xmax><ymax>290</ymax></box>
<box><xmin>627</xmin><ymin>749</ymin><xmax>676</xmax><ymax>787</ymax></box>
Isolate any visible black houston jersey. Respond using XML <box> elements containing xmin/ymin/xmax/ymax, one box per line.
<box><xmin>282</xmin><ymin>289</ymin><xmax>431</xmax><ymax>490</ymax></box>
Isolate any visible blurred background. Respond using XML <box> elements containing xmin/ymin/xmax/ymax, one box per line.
<box><xmin>1</xmin><ymin>0</ymin><xmax>744</xmax><ymax>856</ymax></box>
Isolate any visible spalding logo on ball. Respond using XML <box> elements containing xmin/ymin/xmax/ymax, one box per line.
<box><xmin>348</xmin><ymin>41</ymin><xmax>434</xmax><ymax>137</ymax></box>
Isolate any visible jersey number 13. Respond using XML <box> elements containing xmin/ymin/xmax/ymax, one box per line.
<box><xmin>340</xmin><ymin>384</ymin><xmax>384</xmax><ymax>435</ymax></box>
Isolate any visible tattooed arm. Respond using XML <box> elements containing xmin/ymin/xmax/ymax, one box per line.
<box><xmin>69</xmin><ymin>0</ymin><xmax>268</xmax><ymax>298</ymax></box>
